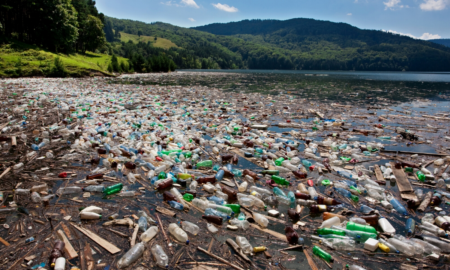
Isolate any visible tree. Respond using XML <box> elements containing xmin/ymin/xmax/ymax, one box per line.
<box><xmin>104</xmin><ymin>20</ymin><xmax>115</xmax><ymax>42</ymax></box>
<box><xmin>83</xmin><ymin>15</ymin><xmax>106</xmax><ymax>52</ymax></box>
<box><xmin>138</xmin><ymin>30</ymin><xmax>143</xmax><ymax>37</ymax></box>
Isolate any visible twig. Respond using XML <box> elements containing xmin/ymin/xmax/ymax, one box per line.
<box><xmin>197</xmin><ymin>246</ymin><xmax>245</xmax><ymax>270</ymax></box>
<box><xmin>155</xmin><ymin>213</ymin><xmax>174</xmax><ymax>255</ymax></box>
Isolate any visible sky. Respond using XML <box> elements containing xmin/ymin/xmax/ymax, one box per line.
<box><xmin>96</xmin><ymin>0</ymin><xmax>450</xmax><ymax>39</ymax></box>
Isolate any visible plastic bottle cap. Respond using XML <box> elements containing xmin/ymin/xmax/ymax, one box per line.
<box><xmin>186</xmin><ymin>240</ymin><xmax>190</xmax><ymax>245</ymax></box>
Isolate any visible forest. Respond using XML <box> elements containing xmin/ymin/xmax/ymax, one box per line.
<box><xmin>1</xmin><ymin>2</ymin><xmax>450</xmax><ymax>74</ymax></box>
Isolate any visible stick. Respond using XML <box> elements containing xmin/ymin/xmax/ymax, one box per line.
<box><xmin>303</xmin><ymin>249</ymin><xmax>319</xmax><ymax>270</ymax></box>
<box><xmin>0</xmin><ymin>237</ymin><xmax>10</xmax><ymax>246</ymax></box>
<box><xmin>0</xmin><ymin>167</ymin><xmax>11</xmax><ymax>179</ymax></box>
<box><xmin>105</xmin><ymin>228</ymin><xmax>128</xmax><ymax>238</ymax></box>
<box><xmin>130</xmin><ymin>224</ymin><xmax>139</xmax><ymax>247</ymax></box>
<box><xmin>278</xmin><ymin>245</ymin><xmax>303</xmax><ymax>251</ymax></box>
<box><xmin>197</xmin><ymin>247</ymin><xmax>245</xmax><ymax>270</ymax></box>
<box><xmin>6</xmin><ymin>242</ymin><xmax>39</xmax><ymax>270</ymax></box>
<box><xmin>226</xmin><ymin>238</ymin><xmax>251</xmax><ymax>263</ymax></box>
<box><xmin>56</xmin><ymin>229</ymin><xmax>78</xmax><ymax>259</ymax></box>
<box><xmin>155</xmin><ymin>213</ymin><xmax>174</xmax><ymax>255</ymax></box>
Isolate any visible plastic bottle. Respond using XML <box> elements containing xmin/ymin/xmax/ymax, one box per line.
<box><xmin>181</xmin><ymin>221</ymin><xmax>200</xmax><ymax>235</ymax></box>
<box><xmin>56</xmin><ymin>186</ymin><xmax>82</xmax><ymax>196</ymax></box>
<box><xmin>435</xmin><ymin>216</ymin><xmax>450</xmax><ymax>231</ymax></box>
<box><xmin>236</xmin><ymin>236</ymin><xmax>253</xmax><ymax>254</ymax></box>
<box><xmin>138</xmin><ymin>214</ymin><xmax>148</xmax><ymax>232</ymax></box>
<box><xmin>406</xmin><ymin>218</ymin><xmax>415</xmax><ymax>236</ymax></box>
<box><xmin>317</xmin><ymin>227</ymin><xmax>346</xmax><ymax>236</ymax></box>
<box><xmin>312</xmin><ymin>246</ymin><xmax>333</xmax><ymax>262</ymax></box>
<box><xmin>387</xmin><ymin>238</ymin><xmax>415</xmax><ymax>256</ymax></box>
<box><xmin>253</xmin><ymin>213</ymin><xmax>269</xmax><ymax>228</ymax></box>
<box><xmin>80</xmin><ymin>206</ymin><xmax>103</xmax><ymax>214</ymax></box>
<box><xmin>169</xmin><ymin>201</ymin><xmax>184</xmax><ymax>210</ymax></box>
<box><xmin>151</xmin><ymin>244</ymin><xmax>169</xmax><ymax>268</ymax></box>
<box><xmin>348</xmin><ymin>265</ymin><xmax>367</xmax><ymax>270</ymax></box>
<box><xmin>346</xmin><ymin>221</ymin><xmax>377</xmax><ymax>234</ymax></box>
<box><xmin>378</xmin><ymin>217</ymin><xmax>396</xmax><ymax>234</ymax></box>
<box><xmin>319</xmin><ymin>216</ymin><xmax>341</xmax><ymax>228</ymax></box>
<box><xmin>48</xmin><ymin>241</ymin><xmax>65</xmax><ymax>267</ymax></box>
<box><xmin>379</xmin><ymin>238</ymin><xmax>400</xmax><ymax>253</ymax></box>
<box><xmin>205</xmin><ymin>208</ymin><xmax>229</xmax><ymax>220</ymax></box>
<box><xmin>83</xmin><ymin>185</ymin><xmax>105</xmax><ymax>192</ymax></box>
<box><xmin>103</xmin><ymin>183</ymin><xmax>123</xmax><ymax>195</ymax></box>
<box><xmin>54</xmin><ymin>257</ymin><xmax>66</xmax><ymax>270</ymax></box>
<box><xmin>229</xmin><ymin>218</ymin><xmax>250</xmax><ymax>229</ymax></box>
<box><xmin>168</xmin><ymin>223</ymin><xmax>189</xmax><ymax>244</ymax></box>
<box><xmin>80</xmin><ymin>212</ymin><xmax>102</xmax><ymax>219</ymax></box>
<box><xmin>117</xmin><ymin>242</ymin><xmax>145</xmax><ymax>269</ymax></box>
<box><xmin>418</xmin><ymin>222</ymin><xmax>447</xmax><ymax>237</ymax></box>
<box><xmin>141</xmin><ymin>226</ymin><xmax>159</xmax><ymax>242</ymax></box>
<box><xmin>192</xmin><ymin>198</ymin><xmax>209</xmax><ymax>210</ymax></box>
<box><xmin>323</xmin><ymin>212</ymin><xmax>347</xmax><ymax>222</ymax></box>
<box><xmin>196</xmin><ymin>160</ymin><xmax>213</xmax><ymax>168</ymax></box>
<box><xmin>330</xmin><ymin>226</ymin><xmax>377</xmax><ymax>242</ymax></box>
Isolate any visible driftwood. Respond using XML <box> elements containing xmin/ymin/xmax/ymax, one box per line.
<box><xmin>197</xmin><ymin>246</ymin><xmax>245</xmax><ymax>270</ymax></box>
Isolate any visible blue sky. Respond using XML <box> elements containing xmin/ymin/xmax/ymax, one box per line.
<box><xmin>96</xmin><ymin>0</ymin><xmax>450</xmax><ymax>39</ymax></box>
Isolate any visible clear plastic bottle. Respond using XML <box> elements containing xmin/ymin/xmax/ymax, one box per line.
<box><xmin>151</xmin><ymin>244</ymin><xmax>169</xmax><ymax>269</ymax></box>
<box><xmin>138</xmin><ymin>214</ymin><xmax>148</xmax><ymax>232</ymax></box>
<box><xmin>117</xmin><ymin>242</ymin><xmax>145</xmax><ymax>269</ymax></box>
<box><xmin>15</xmin><ymin>188</ymin><xmax>30</xmax><ymax>195</ymax></box>
<box><xmin>56</xmin><ymin>186</ymin><xmax>82</xmax><ymax>196</ymax></box>
<box><xmin>229</xmin><ymin>218</ymin><xmax>250</xmax><ymax>229</ymax></box>
<box><xmin>181</xmin><ymin>221</ymin><xmax>200</xmax><ymax>235</ymax></box>
<box><xmin>168</xmin><ymin>223</ymin><xmax>189</xmax><ymax>244</ymax></box>
<box><xmin>387</xmin><ymin>238</ymin><xmax>415</xmax><ymax>256</ymax></box>
<box><xmin>236</xmin><ymin>236</ymin><xmax>253</xmax><ymax>254</ymax></box>
<box><xmin>192</xmin><ymin>198</ymin><xmax>209</xmax><ymax>210</ymax></box>
<box><xmin>253</xmin><ymin>213</ymin><xmax>269</xmax><ymax>228</ymax></box>
<box><xmin>31</xmin><ymin>192</ymin><xmax>42</xmax><ymax>203</ymax></box>
<box><xmin>141</xmin><ymin>226</ymin><xmax>159</xmax><ymax>243</ymax></box>
<box><xmin>83</xmin><ymin>185</ymin><xmax>105</xmax><ymax>192</ymax></box>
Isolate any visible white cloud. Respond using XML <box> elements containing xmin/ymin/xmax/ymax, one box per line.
<box><xmin>181</xmin><ymin>0</ymin><xmax>199</xmax><ymax>8</ymax></box>
<box><xmin>188</xmin><ymin>18</ymin><xmax>196</xmax><ymax>22</ymax></box>
<box><xmin>383</xmin><ymin>29</ymin><xmax>441</xmax><ymax>40</ymax></box>
<box><xmin>212</xmin><ymin>3</ymin><xmax>239</xmax><ymax>12</ymax></box>
<box><xmin>347</xmin><ymin>13</ymin><xmax>352</xmax><ymax>15</ymax></box>
<box><xmin>383</xmin><ymin>0</ymin><xmax>404</xmax><ymax>10</ymax></box>
<box><xmin>419</xmin><ymin>32</ymin><xmax>442</xmax><ymax>39</ymax></box>
<box><xmin>420</xmin><ymin>0</ymin><xmax>449</xmax><ymax>10</ymax></box>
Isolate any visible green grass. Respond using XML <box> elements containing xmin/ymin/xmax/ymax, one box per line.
<box><xmin>119</xmin><ymin>32</ymin><xmax>179</xmax><ymax>49</ymax></box>
<box><xmin>0</xmin><ymin>39</ymin><xmax>128</xmax><ymax>77</ymax></box>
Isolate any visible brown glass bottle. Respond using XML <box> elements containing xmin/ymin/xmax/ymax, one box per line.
<box><xmin>407</xmin><ymin>199</ymin><xmax>419</xmax><ymax>209</ymax></box>
<box><xmin>48</xmin><ymin>240</ymin><xmax>65</xmax><ymax>267</ymax></box>
<box><xmin>361</xmin><ymin>215</ymin><xmax>379</xmax><ymax>226</ymax></box>
<box><xmin>401</xmin><ymin>161</ymin><xmax>418</xmax><ymax>168</ymax></box>
<box><xmin>288</xmin><ymin>209</ymin><xmax>301</xmax><ymax>220</ymax></box>
<box><xmin>163</xmin><ymin>191</ymin><xmax>176</xmax><ymax>202</ymax></box>
<box><xmin>86</xmin><ymin>173</ymin><xmax>104</xmax><ymax>180</ymax></box>
<box><xmin>293</xmin><ymin>171</ymin><xmax>307</xmax><ymax>179</ymax></box>
<box><xmin>285</xmin><ymin>226</ymin><xmax>299</xmax><ymax>245</ymax></box>
<box><xmin>221</xmin><ymin>154</ymin><xmax>233</xmax><ymax>161</ymax></box>
<box><xmin>197</xmin><ymin>176</ymin><xmax>216</xmax><ymax>184</ymax></box>
<box><xmin>430</xmin><ymin>196</ymin><xmax>441</xmax><ymax>206</ymax></box>
<box><xmin>232</xmin><ymin>154</ymin><xmax>239</xmax><ymax>164</ymax></box>
<box><xmin>309</xmin><ymin>205</ymin><xmax>333</xmax><ymax>213</ymax></box>
<box><xmin>124</xmin><ymin>162</ymin><xmax>136</xmax><ymax>170</ymax></box>
<box><xmin>202</xmin><ymin>215</ymin><xmax>223</xmax><ymax>225</ymax></box>
<box><xmin>316</xmin><ymin>196</ymin><xmax>340</xmax><ymax>206</ymax></box>
<box><xmin>220</xmin><ymin>185</ymin><xmax>237</xmax><ymax>201</ymax></box>
<box><xmin>243</xmin><ymin>169</ymin><xmax>258</xmax><ymax>180</ymax></box>
<box><xmin>90</xmin><ymin>157</ymin><xmax>100</xmax><ymax>164</ymax></box>
<box><xmin>294</xmin><ymin>192</ymin><xmax>311</xmax><ymax>200</ymax></box>
<box><xmin>157</xmin><ymin>179</ymin><xmax>173</xmax><ymax>190</ymax></box>
<box><xmin>394</xmin><ymin>161</ymin><xmax>402</xmax><ymax>169</ymax></box>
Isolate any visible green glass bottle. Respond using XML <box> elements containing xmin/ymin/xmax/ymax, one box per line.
<box><xmin>224</xmin><ymin>204</ymin><xmax>240</xmax><ymax>214</ymax></box>
<box><xmin>197</xmin><ymin>160</ymin><xmax>213</xmax><ymax>168</ymax></box>
<box><xmin>158</xmin><ymin>172</ymin><xmax>167</xmax><ymax>179</ymax></box>
<box><xmin>103</xmin><ymin>183</ymin><xmax>123</xmax><ymax>195</ymax></box>
<box><xmin>312</xmin><ymin>246</ymin><xmax>333</xmax><ymax>262</ymax></box>
<box><xmin>183</xmin><ymin>193</ymin><xmax>193</xmax><ymax>202</ymax></box>
<box><xmin>271</xmin><ymin>175</ymin><xmax>290</xmax><ymax>186</ymax></box>
<box><xmin>416</xmin><ymin>171</ymin><xmax>426</xmax><ymax>182</ymax></box>
<box><xmin>261</xmin><ymin>170</ymin><xmax>279</xmax><ymax>175</ymax></box>
<box><xmin>346</xmin><ymin>221</ymin><xmax>377</xmax><ymax>234</ymax></box>
<box><xmin>404</xmin><ymin>167</ymin><xmax>413</xmax><ymax>173</ymax></box>
<box><xmin>275</xmin><ymin>157</ymin><xmax>285</xmax><ymax>166</ymax></box>
<box><xmin>316</xmin><ymin>228</ymin><xmax>346</xmax><ymax>236</ymax></box>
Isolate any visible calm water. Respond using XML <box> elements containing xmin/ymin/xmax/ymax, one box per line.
<box><xmin>178</xmin><ymin>69</ymin><xmax>450</xmax><ymax>82</ymax></box>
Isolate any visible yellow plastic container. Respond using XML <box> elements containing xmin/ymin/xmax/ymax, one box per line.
<box><xmin>253</xmin><ymin>246</ymin><xmax>267</xmax><ymax>253</ymax></box>
<box><xmin>378</xmin><ymin>242</ymin><xmax>390</xmax><ymax>253</ymax></box>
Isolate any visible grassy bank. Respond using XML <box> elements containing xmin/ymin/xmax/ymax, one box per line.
<box><xmin>0</xmin><ymin>39</ymin><xmax>128</xmax><ymax>77</ymax></box>
<box><xmin>119</xmin><ymin>32</ymin><xmax>178</xmax><ymax>50</ymax></box>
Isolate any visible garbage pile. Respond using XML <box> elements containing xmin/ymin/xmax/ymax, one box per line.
<box><xmin>0</xmin><ymin>77</ymin><xmax>449</xmax><ymax>270</ymax></box>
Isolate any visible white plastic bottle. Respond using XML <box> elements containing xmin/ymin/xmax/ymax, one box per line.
<box><xmin>168</xmin><ymin>223</ymin><xmax>189</xmax><ymax>244</ymax></box>
<box><xmin>80</xmin><ymin>206</ymin><xmax>103</xmax><ymax>214</ymax></box>
<box><xmin>54</xmin><ymin>257</ymin><xmax>66</xmax><ymax>270</ymax></box>
<box><xmin>80</xmin><ymin>212</ymin><xmax>102</xmax><ymax>220</ymax></box>
<box><xmin>253</xmin><ymin>213</ymin><xmax>269</xmax><ymax>228</ymax></box>
<box><xmin>378</xmin><ymin>217</ymin><xmax>396</xmax><ymax>234</ymax></box>
<box><xmin>236</xmin><ymin>236</ymin><xmax>253</xmax><ymax>254</ymax></box>
<box><xmin>319</xmin><ymin>216</ymin><xmax>341</xmax><ymax>228</ymax></box>
<box><xmin>141</xmin><ymin>226</ymin><xmax>159</xmax><ymax>243</ymax></box>
<box><xmin>151</xmin><ymin>244</ymin><xmax>169</xmax><ymax>268</ymax></box>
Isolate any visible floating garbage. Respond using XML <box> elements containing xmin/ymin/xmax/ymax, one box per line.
<box><xmin>0</xmin><ymin>76</ymin><xmax>449</xmax><ymax>270</ymax></box>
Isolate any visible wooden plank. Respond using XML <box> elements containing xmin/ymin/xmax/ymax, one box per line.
<box><xmin>70</xmin><ymin>223</ymin><xmax>121</xmax><ymax>254</ymax></box>
<box><xmin>374</xmin><ymin>165</ymin><xmax>384</xmax><ymax>182</ymax></box>
<box><xmin>56</xmin><ymin>229</ymin><xmax>78</xmax><ymax>259</ymax></box>
<box><xmin>400</xmin><ymin>193</ymin><xmax>418</xmax><ymax>201</ymax></box>
<box><xmin>156</xmin><ymin>206</ymin><xmax>176</xmax><ymax>217</ymax></box>
<box><xmin>61</xmin><ymin>223</ymin><xmax>74</xmax><ymax>240</ymax></box>
<box><xmin>303</xmin><ymin>249</ymin><xmax>319</xmax><ymax>270</ymax></box>
<box><xmin>382</xmin><ymin>150</ymin><xmax>448</xmax><ymax>157</ymax></box>
<box><xmin>390</xmin><ymin>162</ymin><xmax>413</xmax><ymax>194</ymax></box>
